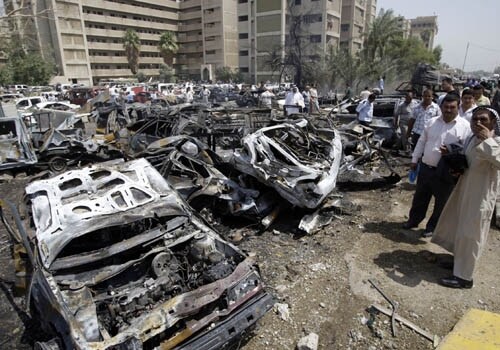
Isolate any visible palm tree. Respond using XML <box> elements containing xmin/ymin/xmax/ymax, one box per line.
<box><xmin>362</xmin><ymin>9</ymin><xmax>403</xmax><ymax>62</ymax></box>
<box><xmin>158</xmin><ymin>31</ymin><xmax>178</xmax><ymax>65</ymax></box>
<box><xmin>123</xmin><ymin>29</ymin><xmax>141</xmax><ymax>74</ymax></box>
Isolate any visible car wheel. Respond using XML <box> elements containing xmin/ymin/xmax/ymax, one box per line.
<box><xmin>48</xmin><ymin>157</ymin><xmax>68</xmax><ymax>172</ymax></box>
<box><xmin>246</xmin><ymin>100</ymin><xmax>254</xmax><ymax>107</ymax></box>
<box><xmin>34</xmin><ymin>338</ymin><xmax>62</xmax><ymax>350</ymax></box>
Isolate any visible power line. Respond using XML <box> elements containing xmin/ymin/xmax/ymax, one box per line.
<box><xmin>468</xmin><ymin>42</ymin><xmax>500</xmax><ymax>53</ymax></box>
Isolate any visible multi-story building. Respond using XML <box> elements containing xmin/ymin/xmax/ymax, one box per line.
<box><xmin>1</xmin><ymin>0</ymin><xmax>379</xmax><ymax>84</ymax></box>
<box><xmin>409</xmin><ymin>16</ymin><xmax>438</xmax><ymax>50</ymax></box>
<box><xmin>340</xmin><ymin>0</ymin><xmax>376</xmax><ymax>53</ymax></box>
<box><xmin>19</xmin><ymin>0</ymin><xmax>239</xmax><ymax>85</ymax></box>
<box><xmin>240</xmin><ymin>0</ymin><xmax>342</xmax><ymax>83</ymax></box>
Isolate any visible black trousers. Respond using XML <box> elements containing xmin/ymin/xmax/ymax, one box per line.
<box><xmin>410</xmin><ymin>133</ymin><xmax>421</xmax><ymax>151</ymax></box>
<box><xmin>408</xmin><ymin>163</ymin><xmax>455</xmax><ymax>231</ymax></box>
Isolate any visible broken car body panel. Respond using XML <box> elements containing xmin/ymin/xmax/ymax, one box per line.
<box><xmin>232</xmin><ymin>119</ymin><xmax>342</xmax><ymax>209</ymax></box>
<box><xmin>0</xmin><ymin>104</ymin><xmax>38</xmax><ymax>170</ymax></box>
<box><xmin>20</xmin><ymin>158</ymin><xmax>272</xmax><ymax>349</ymax></box>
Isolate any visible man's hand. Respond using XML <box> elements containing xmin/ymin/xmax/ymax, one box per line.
<box><xmin>472</xmin><ymin>122</ymin><xmax>494</xmax><ymax>141</ymax></box>
<box><xmin>410</xmin><ymin>162</ymin><xmax>418</xmax><ymax>171</ymax></box>
<box><xmin>439</xmin><ymin>145</ymin><xmax>449</xmax><ymax>154</ymax></box>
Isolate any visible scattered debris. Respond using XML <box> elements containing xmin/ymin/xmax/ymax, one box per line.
<box><xmin>296</xmin><ymin>332</ymin><xmax>319</xmax><ymax>350</ymax></box>
<box><xmin>371</xmin><ymin>304</ymin><xmax>440</xmax><ymax>347</ymax></box>
<box><xmin>275</xmin><ymin>303</ymin><xmax>291</xmax><ymax>322</ymax></box>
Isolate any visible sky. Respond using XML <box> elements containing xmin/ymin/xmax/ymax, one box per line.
<box><xmin>376</xmin><ymin>0</ymin><xmax>500</xmax><ymax>73</ymax></box>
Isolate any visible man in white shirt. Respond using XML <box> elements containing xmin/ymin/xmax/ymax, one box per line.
<box><xmin>403</xmin><ymin>94</ymin><xmax>471</xmax><ymax>237</ymax></box>
<box><xmin>259</xmin><ymin>87</ymin><xmax>274</xmax><ymax>108</ymax></box>
<box><xmin>284</xmin><ymin>86</ymin><xmax>305</xmax><ymax>115</ymax></box>
<box><xmin>356</xmin><ymin>93</ymin><xmax>376</xmax><ymax>126</ymax></box>
<box><xmin>458</xmin><ymin>89</ymin><xmax>476</xmax><ymax>121</ymax></box>
<box><xmin>359</xmin><ymin>86</ymin><xmax>371</xmax><ymax>100</ymax></box>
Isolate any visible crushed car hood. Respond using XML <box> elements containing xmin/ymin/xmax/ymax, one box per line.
<box><xmin>26</xmin><ymin>158</ymin><xmax>190</xmax><ymax>268</ymax></box>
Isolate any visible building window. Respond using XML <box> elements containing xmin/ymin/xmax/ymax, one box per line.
<box><xmin>341</xmin><ymin>24</ymin><xmax>350</xmax><ymax>32</ymax></box>
<box><xmin>238</xmin><ymin>15</ymin><xmax>248</xmax><ymax>22</ymax></box>
<box><xmin>239</xmin><ymin>33</ymin><xmax>248</xmax><ymax>39</ymax></box>
<box><xmin>310</xmin><ymin>35</ymin><xmax>321</xmax><ymax>43</ymax></box>
<box><xmin>240</xmin><ymin>67</ymin><xmax>249</xmax><ymax>72</ymax></box>
<box><xmin>239</xmin><ymin>50</ymin><xmax>249</xmax><ymax>56</ymax></box>
<box><xmin>206</xmin><ymin>50</ymin><xmax>216</xmax><ymax>55</ymax></box>
<box><xmin>295</xmin><ymin>0</ymin><xmax>301</xmax><ymax>4</ymax></box>
<box><xmin>238</xmin><ymin>0</ymin><xmax>247</xmax><ymax>3</ymax></box>
<box><xmin>303</xmin><ymin>14</ymin><xmax>322</xmax><ymax>23</ymax></box>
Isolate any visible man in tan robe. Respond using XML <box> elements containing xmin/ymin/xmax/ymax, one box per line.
<box><xmin>432</xmin><ymin>106</ymin><xmax>500</xmax><ymax>288</ymax></box>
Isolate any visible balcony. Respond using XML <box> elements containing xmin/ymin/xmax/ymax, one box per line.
<box><xmin>85</xmin><ymin>28</ymin><xmax>159</xmax><ymax>41</ymax></box>
<box><xmin>83</xmin><ymin>14</ymin><xmax>175</xmax><ymax>31</ymax></box>
<box><xmin>179</xmin><ymin>0</ymin><xmax>201</xmax><ymax>10</ymax></box>
<box><xmin>178</xmin><ymin>22</ymin><xmax>202</xmax><ymax>32</ymax></box>
<box><xmin>59</xmin><ymin>27</ymin><xmax>85</xmax><ymax>35</ymax></box>
<box><xmin>177</xmin><ymin>34</ymin><xmax>203</xmax><ymax>43</ymax></box>
<box><xmin>179</xmin><ymin>11</ymin><xmax>201</xmax><ymax>21</ymax></box>
<box><xmin>177</xmin><ymin>45</ymin><xmax>203</xmax><ymax>54</ymax></box>
<box><xmin>92</xmin><ymin>68</ymin><xmax>160</xmax><ymax>78</ymax></box>
<box><xmin>90</xmin><ymin>56</ymin><xmax>162</xmax><ymax>64</ymax></box>
<box><xmin>203</xmin><ymin>25</ymin><xmax>221</xmax><ymax>37</ymax></box>
<box><xmin>83</xmin><ymin>0</ymin><xmax>179</xmax><ymax>18</ymax></box>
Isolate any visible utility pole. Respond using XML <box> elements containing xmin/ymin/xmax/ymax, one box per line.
<box><xmin>462</xmin><ymin>42</ymin><xmax>470</xmax><ymax>73</ymax></box>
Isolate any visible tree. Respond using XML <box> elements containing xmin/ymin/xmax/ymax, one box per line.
<box><xmin>135</xmin><ymin>72</ymin><xmax>147</xmax><ymax>83</ymax></box>
<box><xmin>158</xmin><ymin>31</ymin><xmax>178</xmax><ymax>65</ymax></box>
<box><xmin>432</xmin><ymin>45</ymin><xmax>443</xmax><ymax>63</ymax></box>
<box><xmin>214</xmin><ymin>66</ymin><xmax>244</xmax><ymax>82</ymax></box>
<box><xmin>261</xmin><ymin>3</ymin><xmax>319</xmax><ymax>86</ymax></box>
<box><xmin>362</xmin><ymin>9</ymin><xmax>403</xmax><ymax>63</ymax></box>
<box><xmin>326</xmin><ymin>47</ymin><xmax>364</xmax><ymax>90</ymax></box>
<box><xmin>123</xmin><ymin>29</ymin><xmax>141</xmax><ymax>75</ymax></box>
<box><xmin>0</xmin><ymin>43</ymin><xmax>54</xmax><ymax>85</ymax></box>
<box><xmin>159</xmin><ymin>64</ymin><xmax>175</xmax><ymax>83</ymax></box>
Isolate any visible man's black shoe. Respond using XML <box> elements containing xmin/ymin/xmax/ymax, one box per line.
<box><xmin>440</xmin><ymin>275</ymin><xmax>473</xmax><ymax>289</ymax></box>
<box><xmin>402</xmin><ymin>222</ymin><xmax>418</xmax><ymax>229</ymax></box>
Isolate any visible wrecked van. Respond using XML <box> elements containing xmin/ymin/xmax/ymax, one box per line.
<box><xmin>2</xmin><ymin>158</ymin><xmax>272</xmax><ymax>349</ymax></box>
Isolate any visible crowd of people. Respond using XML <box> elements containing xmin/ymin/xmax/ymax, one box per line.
<box><xmin>355</xmin><ymin>78</ymin><xmax>500</xmax><ymax>290</ymax></box>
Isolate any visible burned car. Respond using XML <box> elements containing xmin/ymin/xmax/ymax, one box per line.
<box><xmin>2</xmin><ymin>158</ymin><xmax>272</xmax><ymax>349</ymax></box>
<box><xmin>0</xmin><ymin>105</ymin><xmax>38</xmax><ymax>171</ymax></box>
<box><xmin>232</xmin><ymin>118</ymin><xmax>342</xmax><ymax>209</ymax></box>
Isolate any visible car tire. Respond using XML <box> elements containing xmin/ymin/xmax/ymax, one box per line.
<box><xmin>48</xmin><ymin>157</ymin><xmax>68</xmax><ymax>172</ymax></box>
<box><xmin>246</xmin><ymin>101</ymin><xmax>254</xmax><ymax>107</ymax></box>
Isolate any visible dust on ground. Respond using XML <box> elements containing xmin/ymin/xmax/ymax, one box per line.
<box><xmin>0</xmin><ymin>166</ymin><xmax>498</xmax><ymax>349</ymax></box>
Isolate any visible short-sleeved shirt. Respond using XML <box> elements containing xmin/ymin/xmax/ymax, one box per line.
<box><xmin>411</xmin><ymin>102</ymin><xmax>441</xmax><ymax>135</ymax></box>
<box><xmin>356</xmin><ymin>99</ymin><xmax>374</xmax><ymax>122</ymax></box>
<box><xmin>394</xmin><ymin>99</ymin><xmax>418</xmax><ymax>121</ymax></box>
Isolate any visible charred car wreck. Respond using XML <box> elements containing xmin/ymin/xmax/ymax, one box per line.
<box><xmin>233</xmin><ymin>118</ymin><xmax>342</xmax><ymax>209</ymax></box>
<box><xmin>2</xmin><ymin>159</ymin><xmax>273</xmax><ymax>349</ymax></box>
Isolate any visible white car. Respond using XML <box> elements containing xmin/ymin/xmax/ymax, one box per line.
<box><xmin>35</xmin><ymin>101</ymin><xmax>81</xmax><ymax>111</ymax></box>
<box><xmin>15</xmin><ymin>96</ymin><xmax>47</xmax><ymax>110</ymax></box>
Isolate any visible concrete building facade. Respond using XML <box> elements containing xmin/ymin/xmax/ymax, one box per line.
<box><xmin>2</xmin><ymin>0</ymin><xmax>383</xmax><ymax>84</ymax></box>
<box><xmin>409</xmin><ymin>16</ymin><xmax>438</xmax><ymax>50</ymax></box>
<box><xmin>26</xmin><ymin>0</ymin><xmax>240</xmax><ymax>85</ymax></box>
<box><xmin>340</xmin><ymin>0</ymin><xmax>376</xmax><ymax>53</ymax></box>
<box><xmin>239</xmin><ymin>0</ymin><xmax>342</xmax><ymax>83</ymax></box>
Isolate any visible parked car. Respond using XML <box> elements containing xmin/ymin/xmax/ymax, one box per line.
<box><xmin>0</xmin><ymin>93</ymin><xmax>24</xmax><ymax>103</ymax></box>
<box><xmin>36</xmin><ymin>101</ymin><xmax>81</xmax><ymax>111</ymax></box>
<box><xmin>15</xmin><ymin>96</ymin><xmax>47</xmax><ymax>110</ymax></box>
<box><xmin>2</xmin><ymin>158</ymin><xmax>273</xmax><ymax>349</ymax></box>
